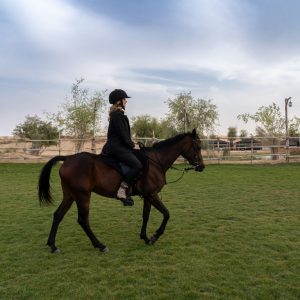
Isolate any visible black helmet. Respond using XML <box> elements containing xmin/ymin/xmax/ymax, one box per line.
<box><xmin>109</xmin><ymin>89</ymin><xmax>131</xmax><ymax>104</ymax></box>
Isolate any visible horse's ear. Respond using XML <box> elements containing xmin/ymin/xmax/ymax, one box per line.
<box><xmin>192</xmin><ymin>128</ymin><xmax>196</xmax><ymax>137</ymax></box>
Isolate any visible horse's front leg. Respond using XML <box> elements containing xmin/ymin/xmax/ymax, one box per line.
<box><xmin>148</xmin><ymin>193</ymin><xmax>170</xmax><ymax>245</ymax></box>
<box><xmin>140</xmin><ymin>198</ymin><xmax>151</xmax><ymax>244</ymax></box>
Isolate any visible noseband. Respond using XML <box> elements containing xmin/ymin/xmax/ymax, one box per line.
<box><xmin>183</xmin><ymin>137</ymin><xmax>202</xmax><ymax>171</ymax></box>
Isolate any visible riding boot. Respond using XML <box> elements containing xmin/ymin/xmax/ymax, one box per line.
<box><xmin>116</xmin><ymin>181</ymin><xmax>134</xmax><ymax>206</ymax></box>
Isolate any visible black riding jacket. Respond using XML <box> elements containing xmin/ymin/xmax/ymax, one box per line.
<box><xmin>102</xmin><ymin>109</ymin><xmax>134</xmax><ymax>155</ymax></box>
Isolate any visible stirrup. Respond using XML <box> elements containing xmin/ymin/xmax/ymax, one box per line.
<box><xmin>120</xmin><ymin>197</ymin><xmax>134</xmax><ymax>206</ymax></box>
<box><xmin>116</xmin><ymin>181</ymin><xmax>134</xmax><ymax>206</ymax></box>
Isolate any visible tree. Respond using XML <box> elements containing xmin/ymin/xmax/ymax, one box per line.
<box><xmin>237</xmin><ymin>103</ymin><xmax>285</xmax><ymax>137</ymax></box>
<box><xmin>227</xmin><ymin>127</ymin><xmax>237</xmax><ymax>138</ymax></box>
<box><xmin>227</xmin><ymin>127</ymin><xmax>237</xmax><ymax>147</ymax></box>
<box><xmin>51</xmin><ymin>79</ymin><xmax>106</xmax><ymax>152</ymax></box>
<box><xmin>289</xmin><ymin>117</ymin><xmax>300</xmax><ymax>137</ymax></box>
<box><xmin>239</xmin><ymin>129</ymin><xmax>248</xmax><ymax>137</ymax></box>
<box><xmin>131</xmin><ymin>115</ymin><xmax>177</xmax><ymax>140</ymax></box>
<box><xmin>237</xmin><ymin>102</ymin><xmax>293</xmax><ymax>160</ymax></box>
<box><xmin>165</xmin><ymin>91</ymin><xmax>219</xmax><ymax>137</ymax></box>
<box><xmin>158</xmin><ymin>119</ymin><xmax>178</xmax><ymax>139</ymax></box>
<box><xmin>13</xmin><ymin>115</ymin><xmax>59</xmax><ymax>155</ymax></box>
<box><xmin>131</xmin><ymin>115</ymin><xmax>160</xmax><ymax>138</ymax></box>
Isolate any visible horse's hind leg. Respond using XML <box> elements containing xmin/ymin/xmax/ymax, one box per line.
<box><xmin>76</xmin><ymin>193</ymin><xmax>108</xmax><ymax>252</ymax></box>
<box><xmin>47</xmin><ymin>197</ymin><xmax>73</xmax><ymax>253</ymax></box>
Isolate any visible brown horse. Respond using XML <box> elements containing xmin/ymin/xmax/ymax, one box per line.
<box><xmin>38</xmin><ymin>129</ymin><xmax>205</xmax><ymax>253</ymax></box>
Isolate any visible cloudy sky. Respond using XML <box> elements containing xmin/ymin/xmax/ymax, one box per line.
<box><xmin>1</xmin><ymin>0</ymin><xmax>299</xmax><ymax>136</ymax></box>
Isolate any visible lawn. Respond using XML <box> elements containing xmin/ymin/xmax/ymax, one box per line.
<box><xmin>0</xmin><ymin>163</ymin><xmax>299</xmax><ymax>299</ymax></box>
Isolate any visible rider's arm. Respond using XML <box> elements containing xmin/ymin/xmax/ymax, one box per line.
<box><xmin>112</xmin><ymin>112</ymin><xmax>134</xmax><ymax>149</ymax></box>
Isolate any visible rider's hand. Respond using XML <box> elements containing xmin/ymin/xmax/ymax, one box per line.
<box><xmin>133</xmin><ymin>142</ymin><xmax>139</xmax><ymax>149</ymax></box>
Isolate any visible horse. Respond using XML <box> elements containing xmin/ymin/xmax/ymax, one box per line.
<box><xmin>38</xmin><ymin>129</ymin><xmax>205</xmax><ymax>253</ymax></box>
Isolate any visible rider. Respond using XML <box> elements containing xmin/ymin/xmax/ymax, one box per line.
<box><xmin>101</xmin><ymin>89</ymin><xmax>142</xmax><ymax>206</ymax></box>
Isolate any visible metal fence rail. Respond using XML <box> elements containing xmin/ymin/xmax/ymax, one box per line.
<box><xmin>0</xmin><ymin>136</ymin><xmax>300</xmax><ymax>163</ymax></box>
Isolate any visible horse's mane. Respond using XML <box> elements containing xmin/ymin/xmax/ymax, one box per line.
<box><xmin>138</xmin><ymin>131</ymin><xmax>198</xmax><ymax>152</ymax></box>
<box><xmin>152</xmin><ymin>133</ymin><xmax>184</xmax><ymax>149</ymax></box>
<box><xmin>149</xmin><ymin>131</ymin><xmax>198</xmax><ymax>150</ymax></box>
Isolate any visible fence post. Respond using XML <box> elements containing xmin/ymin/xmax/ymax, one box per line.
<box><xmin>251</xmin><ymin>136</ymin><xmax>253</xmax><ymax>164</ymax></box>
<box><xmin>217</xmin><ymin>138</ymin><xmax>220</xmax><ymax>164</ymax></box>
<box><xmin>286</xmin><ymin>137</ymin><xmax>290</xmax><ymax>163</ymax></box>
<box><xmin>91</xmin><ymin>137</ymin><xmax>96</xmax><ymax>154</ymax></box>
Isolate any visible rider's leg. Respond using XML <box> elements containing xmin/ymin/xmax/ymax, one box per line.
<box><xmin>115</xmin><ymin>152</ymin><xmax>142</xmax><ymax>206</ymax></box>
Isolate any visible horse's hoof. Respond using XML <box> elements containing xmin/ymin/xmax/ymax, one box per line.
<box><xmin>144</xmin><ymin>239</ymin><xmax>150</xmax><ymax>245</ymax></box>
<box><xmin>101</xmin><ymin>247</ymin><xmax>109</xmax><ymax>253</ymax></box>
<box><xmin>121</xmin><ymin>198</ymin><xmax>134</xmax><ymax>206</ymax></box>
<box><xmin>51</xmin><ymin>248</ymin><xmax>60</xmax><ymax>254</ymax></box>
<box><xmin>150</xmin><ymin>235</ymin><xmax>157</xmax><ymax>244</ymax></box>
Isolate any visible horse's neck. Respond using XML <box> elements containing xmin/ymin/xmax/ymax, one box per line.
<box><xmin>153</xmin><ymin>140</ymin><xmax>184</xmax><ymax>171</ymax></box>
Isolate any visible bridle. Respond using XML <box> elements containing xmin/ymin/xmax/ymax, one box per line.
<box><xmin>138</xmin><ymin>137</ymin><xmax>203</xmax><ymax>184</ymax></box>
<box><xmin>191</xmin><ymin>137</ymin><xmax>202</xmax><ymax>170</ymax></box>
<box><xmin>165</xmin><ymin>137</ymin><xmax>202</xmax><ymax>184</ymax></box>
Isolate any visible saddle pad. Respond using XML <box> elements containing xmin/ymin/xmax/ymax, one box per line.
<box><xmin>97</xmin><ymin>149</ymin><xmax>149</xmax><ymax>176</ymax></box>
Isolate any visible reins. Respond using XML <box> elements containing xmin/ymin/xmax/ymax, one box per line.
<box><xmin>146</xmin><ymin>154</ymin><xmax>166</xmax><ymax>178</ymax></box>
<box><xmin>137</xmin><ymin>141</ymin><xmax>166</xmax><ymax>175</ymax></box>
<box><xmin>142</xmin><ymin>150</ymin><xmax>195</xmax><ymax>184</ymax></box>
<box><xmin>137</xmin><ymin>140</ymin><xmax>199</xmax><ymax>185</ymax></box>
<box><xmin>168</xmin><ymin>164</ymin><xmax>194</xmax><ymax>184</ymax></box>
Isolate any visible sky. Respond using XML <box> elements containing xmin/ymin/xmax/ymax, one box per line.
<box><xmin>1</xmin><ymin>0</ymin><xmax>300</xmax><ymax>136</ymax></box>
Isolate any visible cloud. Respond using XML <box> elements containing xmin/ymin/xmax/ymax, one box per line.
<box><xmin>0</xmin><ymin>0</ymin><xmax>299</xmax><ymax>136</ymax></box>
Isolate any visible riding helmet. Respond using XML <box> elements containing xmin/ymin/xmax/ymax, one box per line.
<box><xmin>109</xmin><ymin>89</ymin><xmax>131</xmax><ymax>104</ymax></box>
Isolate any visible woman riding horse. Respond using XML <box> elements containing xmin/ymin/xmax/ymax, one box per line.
<box><xmin>38</xmin><ymin>125</ymin><xmax>205</xmax><ymax>253</ymax></box>
<box><xmin>101</xmin><ymin>89</ymin><xmax>142</xmax><ymax>206</ymax></box>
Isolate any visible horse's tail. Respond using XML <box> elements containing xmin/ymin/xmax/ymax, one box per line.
<box><xmin>38</xmin><ymin>155</ymin><xmax>66</xmax><ymax>205</ymax></box>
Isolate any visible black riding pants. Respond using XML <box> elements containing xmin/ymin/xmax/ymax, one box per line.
<box><xmin>113</xmin><ymin>152</ymin><xmax>143</xmax><ymax>185</ymax></box>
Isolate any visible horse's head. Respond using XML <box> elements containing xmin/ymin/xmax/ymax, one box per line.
<box><xmin>182</xmin><ymin>129</ymin><xmax>205</xmax><ymax>172</ymax></box>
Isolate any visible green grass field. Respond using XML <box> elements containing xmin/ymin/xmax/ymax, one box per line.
<box><xmin>0</xmin><ymin>163</ymin><xmax>299</xmax><ymax>299</ymax></box>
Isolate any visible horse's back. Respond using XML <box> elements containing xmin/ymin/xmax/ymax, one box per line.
<box><xmin>59</xmin><ymin>152</ymin><xmax>121</xmax><ymax>197</ymax></box>
<box><xmin>59</xmin><ymin>152</ymin><xmax>94</xmax><ymax>174</ymax></box>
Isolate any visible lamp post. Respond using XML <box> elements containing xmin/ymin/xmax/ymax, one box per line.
<box><xmin>284</xmin><ymin>97</ymin><xmax>292</xmax><ymax>162</ymax></box>
<box><xmin>91</xmin><ymin>101</ymin><xmax>97</xmax><ymax>154</ymax></box>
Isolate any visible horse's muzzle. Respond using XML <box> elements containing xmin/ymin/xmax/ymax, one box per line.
<box><xmin>195</xmin><ymin>164</ymin><xmax>205</xmax><ymax>172</ymax></box>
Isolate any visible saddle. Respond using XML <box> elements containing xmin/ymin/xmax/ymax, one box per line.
<box><xmin>97</xmin><ymin>149</ymin><xmax>149</xmax><ymax>179</ymax></box>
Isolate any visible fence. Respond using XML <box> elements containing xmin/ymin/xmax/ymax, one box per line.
<box><xmin>201</xmin><ymin>136</ymin><xmax>300</xmax><ymax>163</ymax></box>
<box><xmin>0</xmin><ymin>136</ymin><xmax>106</xmax><ymax>161</ymax></box>
<box><xmin>0</xmin><ymin>136</ymin><xmax>300</xmax><ymax>163</ymax></box>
